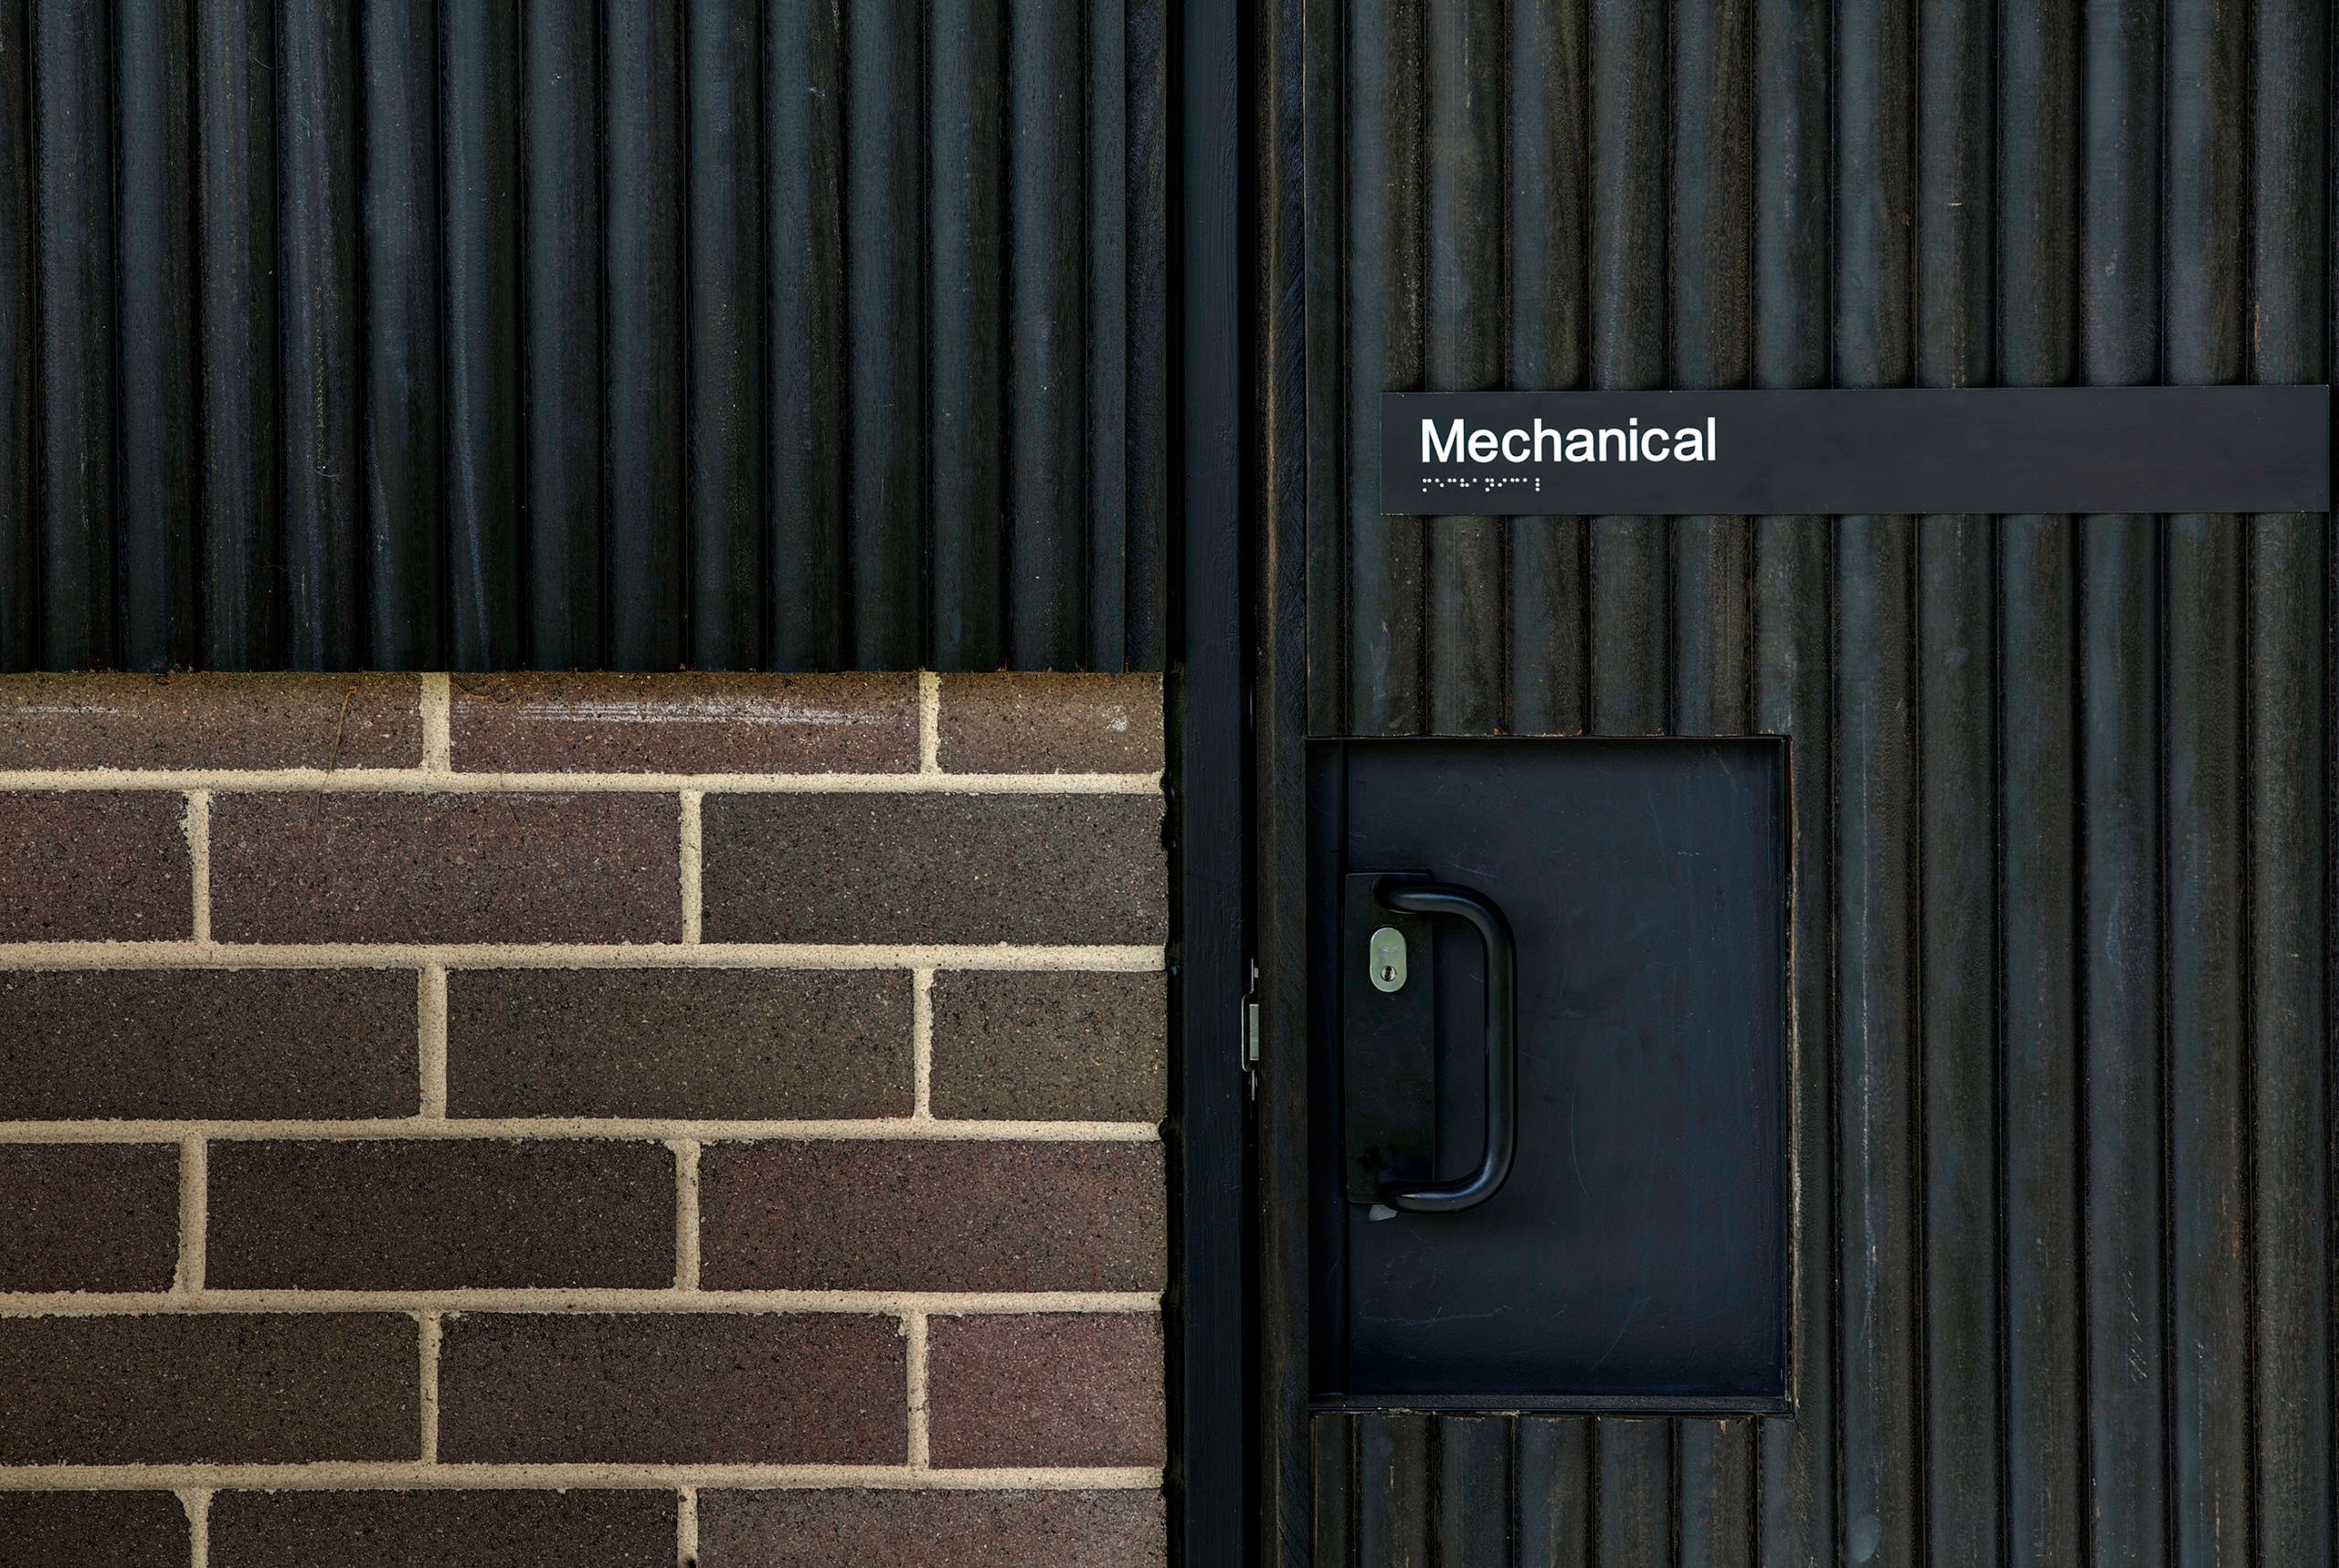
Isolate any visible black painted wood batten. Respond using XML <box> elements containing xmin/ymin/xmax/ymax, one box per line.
<box><xmin>1261</xmin><ymin>0</ymin><xmax>2334</xmax><ymax>1561</ymax></box>
<box><xmin>0</xmin><ymin>0</ymin><xmax>1168</xmax><ymax>673</ymax></box>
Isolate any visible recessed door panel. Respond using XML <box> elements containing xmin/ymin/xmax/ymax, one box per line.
<box><xmin>1309</xmin><ymin>738</ymin><xmax>1789</xmax><ymax>1406</ymax></box>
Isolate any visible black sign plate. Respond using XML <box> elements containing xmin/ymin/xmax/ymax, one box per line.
<box><xmin>1381</xmin><ymin>386</ymin><xmax>2331</xmax><ymax>514</ymax></box>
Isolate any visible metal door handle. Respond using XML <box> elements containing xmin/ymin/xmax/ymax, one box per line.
<box><xmin>1373</xmin><ymin>878</ymin><xmax>1518</xmax><ymax>1213</ymax></box>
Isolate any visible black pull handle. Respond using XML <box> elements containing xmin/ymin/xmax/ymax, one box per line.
<box><xmin>1373</xmin><ymin>877</ymin><xmax>1518</xmax><ymax>1213</ymax></box>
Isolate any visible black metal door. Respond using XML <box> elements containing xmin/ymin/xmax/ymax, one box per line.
<box><xmin>1311</xmin><ymin>738</ymin><xmax>1788</xmax><ymax>1408</ymax></box>
<box><xmin>1256</xmin><ymin>0</ymin><xmax>2334</xmax><ymax>1563</ymax></box>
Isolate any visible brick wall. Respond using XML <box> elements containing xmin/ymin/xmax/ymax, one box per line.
<box><xmin>0</xmin><ymin>672</ymin><xmax>1170</xmax><ymax>1568</ymax></box>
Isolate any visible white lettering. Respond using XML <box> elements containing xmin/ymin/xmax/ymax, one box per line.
<box><xmin>1423</xmin><ymin>418</ymin><xmax>1468</xmax><ymax>462</ymax></box>
<box><xmin>1565</xmin><ymin>428</ymin><xmax>1594</xmax><ymax>461</ymax></box>
<box><xmin>1467</xmin><ymin>429</ymin><xmax>1500</xmax><ymax>461</ymax></box>
<box><xmin>1645</xmin><ymin>429</ymin><xmax>1671</xmax><ymax>461</ymax></box>
<box><xmin>1535</xmin><ymin>419</ymin><xmax>1563</xmax><ymax>461</ymax></box>
<box><xmin>1501</xmin><ymin>429</ymin><xmax>1530</xmax><ymax>461</ymax></box>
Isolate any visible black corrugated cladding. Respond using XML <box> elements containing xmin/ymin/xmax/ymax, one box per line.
<box><xmin>0</xmin><ymin>0</ymin><xmax>1167</xmax><ymax>673</ymax></box>
<box><xmin>1260</xmin><ymin>0</ymin><xmax>2333</xmax><ymax>1563</ymax></box>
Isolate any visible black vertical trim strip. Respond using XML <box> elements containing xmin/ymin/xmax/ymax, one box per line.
<box><xmin>927</xmin><ymin>0</ymin><xmax>1006</xmax><ymax>672</ymax></box>
<box><xmin>521</xmin><ymin>0</ymin><xmax>603</xmax><ymax>667</ymax></box>
<box><xmin>117</xmin><ymin>0</ymin><xmax>198</xmax><ymax>672</ymax></box>
<box><xmin>766</xmin><ymin>0</ymin><xmax>844</xmax><ymax>671</ymax></box>
<box><xmin>602</xmin><ymin>0</ymin><xmax>683</xmax><ymax>672</ymax></box>
<box><xmin>842</xmin><ymin>0</ymin><xmax>922</xmax><ymax>669</ymax></box>
<box><xmin>684</xmin><ymin>0</ymin><xmax>762</xmax><ymax>671</ymax></box>
<box><xmin>1174</xmin><ymin>0</ymin><xmax>1251</xmax><ymax>1561</ymax></box>
<box><xmin>359</xmin><ymin>0</ymin><xmax>444</xmax><ymax>670</ymax></box>
<box><xmin>35</xmin><ymin>0</ymin><xmax>115</xmax><ymax>669</ymax></box>
<box><xmin>441</xmin><ymin>0</ymin><xmax>522</xmax><ymax>671</ymax></box>
<box><xmin>278</xmin><ymin>0</ymin><xmax>363</xmax><ymax>670</ymax></box>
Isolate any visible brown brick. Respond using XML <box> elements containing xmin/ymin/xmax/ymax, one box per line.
<box><xmin>0</xmin><ymin>673</ymin><xmax>421</xmax><ymax>771</ymax></box>
<box><xmin>927</xmin><ymin>1313</ymin><xmax>1164</xmax><ymax>1467</ymax></box>
<box><xmin>207</xmin><ymin>1140</ymin><xmax>672</xmax><ymax>1289</ymax></box>
<box><xmin>210</xmin><ymin>792</ymin><xmax>681</xmax><ymax>943</ymax></box>
<box><xmin>0</xmin><ymin>1143</ymin><xmax>179</xmax><ymax>1291</ymax></box>
<box><xmin>701</xmin><ymin>1140</ymin><xmax>1164</xmax><ymax>1291</ymax></box>
<box><xmin>0</xmin><ymin>1314</ymin><xmax>417</xmax><ymax>1462</ymax></box>
<box><xmin>436</xmin><ymin>1313</ymin><xmax>905</xmax><ymax>1463</ymax></box>
<box><xmin>0</xmin><ymin>791</ymin><xmax>191</xmax><ymax>941</ymax></box>
<box><xmin>448</xmin><ymin>968</ymin><xmax>911</xmax><ymax>1118</ymax></box>
<box><xmin>699</xmin><ymin>1489</ymin><xmax>1165</xmax><ymax>1568</ymax></box>
<box><xmin>450</xmin><ymin>672</ymin><xmax>917</xmax><ymax>774</ymax></box>
<box><xmin>937</xmin><ymin>673</ymin><xmax>1164</xmax><ymax>775</ymax></box>
<box><xmin>209</xmin><ymin>1490</ymin><xmax>675</xmax><ymax>1568</ymax></box>
<box><xmin>0</xmin><ymin>1492</ymin><xmax>189</xmax><ymax>1568</ymax></box>
<box><xmin>0</xmin><ymin>969</ymin><xmax>416</xmax><ymax>1120</ymax></box>
<box><xmin>930</xmin><ymin>971</ymin><xmax>1167</xmax><ymax>1120</ymax></box>
<box><xmin>701</xmin><ymin>795</ymin><xmax>1165</xmax><ymax>945</ymax></box>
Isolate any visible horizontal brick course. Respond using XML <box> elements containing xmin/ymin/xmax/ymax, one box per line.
<box><xmin>435</xmin><ymin>1313</ymin><xmax>905</xmax><ymax>1463</ymax></box>
<box><xmin>937</xmin><ymin>673</ymin><xmax>1164</xmax><ymax>775</ymax></box>
<box><xmin>209</xmin><ymin>792</ymin><xmax>681</xmax><ymax>943</ymax></box>
<box><xmin>927</xmin><ymin>1313</ymin><xmax>1165</xmax><ymax>1468</ymax></box>
<box><xmin>208</xmin><ymin>1490</ymin><xmax>677</xmax><ymax>1568</ymax></box>
<box><xmin>206</xmin><ymin>1140</ymin><xmax>674</xmax><ymax>1289</ymax></box>
<box><xmin>699</xmin><ymin>1489</ymin><xmax>1167</xmax><ymax>1567</ymax></box>
<box><xmin>701</xmin><ymin>794</ymin><xmax>1165</xmax><ymax>944</ymax></box>
<box><xmin>450</xmin><ymin>672</ymin><xmax>917</xmax><ymax>773</ymax></box>
<box><xmin>0</xmin><ymin>1143</ymin><xmax>179</xmax><ymax>1292</ymax></box>
<box><xmin>700</xmin><ymin>1140</ymin><xmax>1165</xmax><ymax>1291</ymax></box>
<box><xmin>0</xmin><ymin>969</ymin><xmax>417</xmax><ymax>1120</ymax></box>
<box><xmin>0</xmin><ymin>791</ymin><xmax>192</xmax><ymax>941</ymax></box>
<box><xmin>0</xmin><ymin>1491</ymin><xmax>189</xmax><ymax>1567</ymax></box>
<box><xmin>930</xmin><ymin>971</ymin><xmax>1168</xmax><ymax>1120</ymax></box>
<box><xmin>0</xmin><ymin>673</ymin><xmax>421</xmax><ymax>771</ymax></box>
<box><xmin>448</xmin><ymin>968</ymin><xmax>911</xmax><ymax>1118</ymax></box>
<box><xmin>0</xmin><ymin>1314</ymin><xmax>417</xmax><ymax>1463</ymax></box>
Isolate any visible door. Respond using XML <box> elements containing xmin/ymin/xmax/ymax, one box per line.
<box><xmin>1254</xmin><ymin>1</ymin><xmax>2334</xmax><ymax>1563</ymax></box>
<box><xmin>1310</xmin><ymin>738</ymin><xmax>1788</xmax><ymax>1408</ymax></box>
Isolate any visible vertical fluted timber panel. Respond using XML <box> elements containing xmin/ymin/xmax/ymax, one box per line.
<box><xmin>0</xmin><ymin>0</ymin><xmax>28</xmax><ymax>672</ymax></box>
<box><xmin>686</xmin><ymin>0</ymin><xmax>764</xmax><ymax>670</ymax></box>
<box><xmin>117</xmin><ymin>0</ymin><xmax>198</xmax><ymax>671</ymax></box>
<box><xmin>928</xmin><ymin>0</ymin><xmax>1007</xmax><ymax>671</ymax></box>
<box><xmin>2244</xmin><ymin>3</ymin><xmax>2333</xmax><ymax>1561</ymax></box>
<box><xmin>359</xmin><ymin>0</ymin><xmax>443</xmax><ymax>669</ymax></box>
<box><xmin>522</xmin><ymin>0</ymin><xmax>603</xmax><ymax>666</ymax></box>
<box><xmin>34</xmin><ymin>0</ymin><xmax>113</xmax><ymax>668</ymax></box>
<box><xmin>278</xmin><ymin>0</ymin><xmax>362</xmax><ymax>669</ymax></box>
<box><xmin>442</xmin><ymin>0</ymin><xmax>522</xmax><ymax>669</ymax></box>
